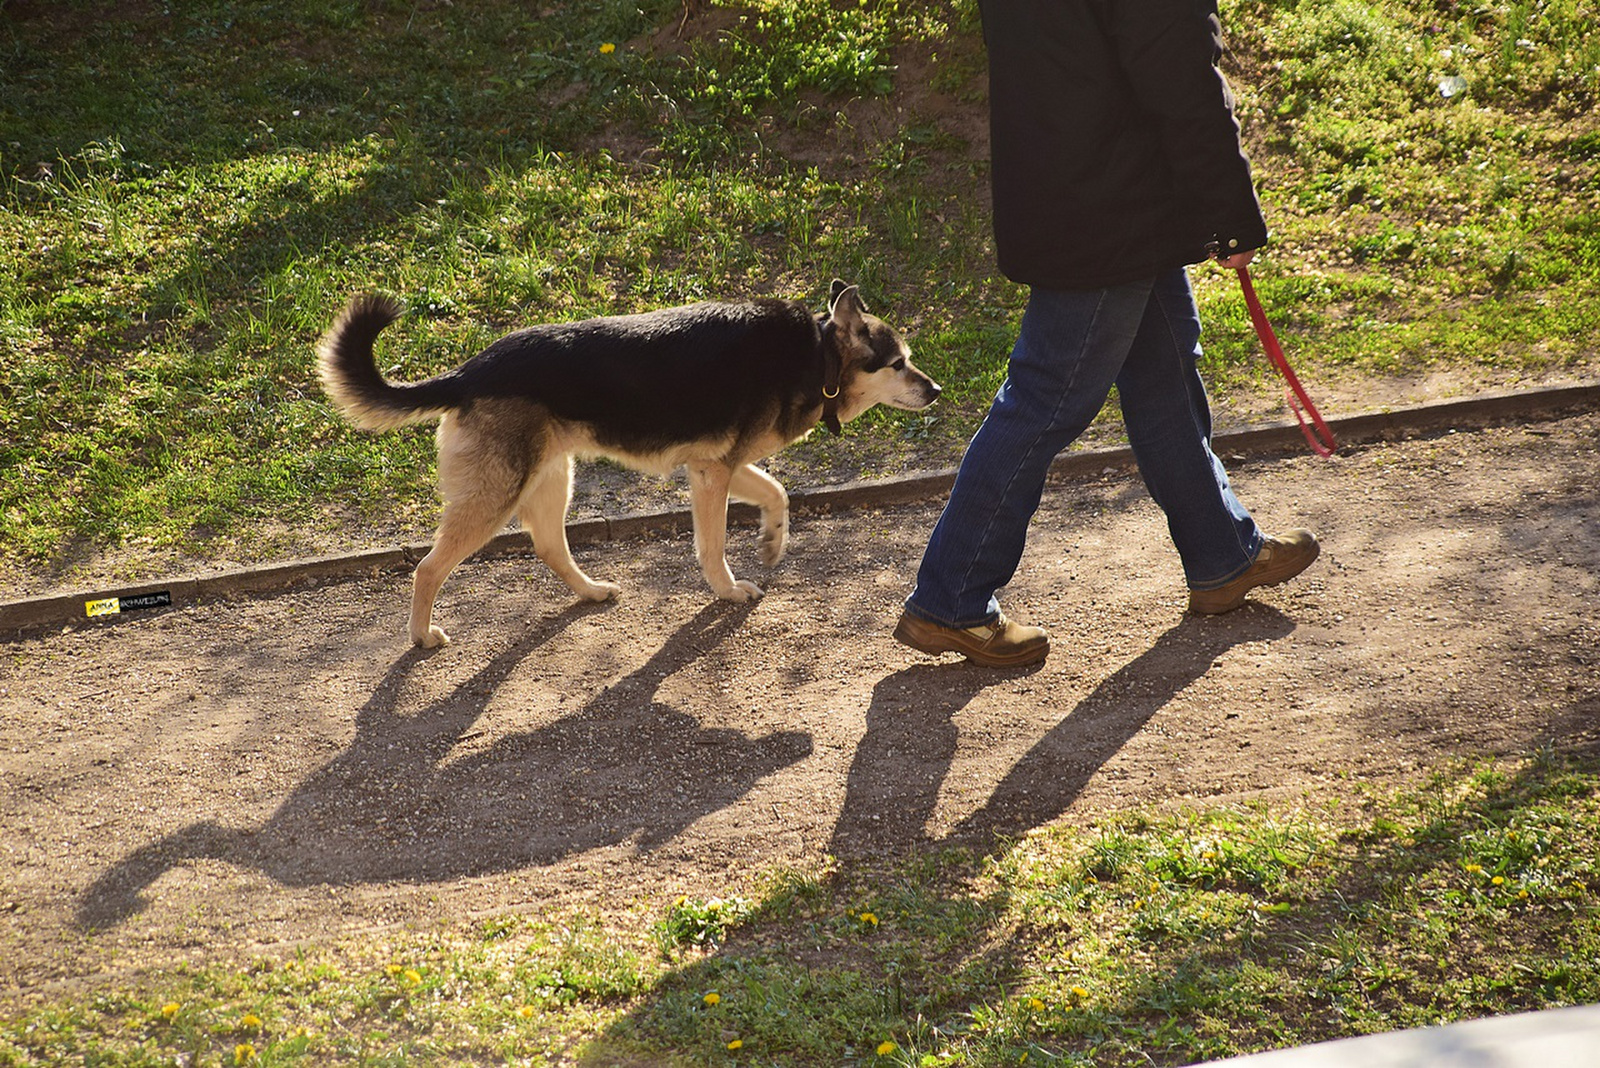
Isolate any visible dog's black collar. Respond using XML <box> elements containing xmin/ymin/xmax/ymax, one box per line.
<box><xmin>819</xmin><ymin>321</ymin><xmax>842</xmax><ymax>436</ymax></box>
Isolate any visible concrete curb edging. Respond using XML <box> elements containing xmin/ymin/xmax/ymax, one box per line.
<box><xmin>3</xmin><ymin>381</ymin><xmax>1595</xmax><ymax>639</ymax></box>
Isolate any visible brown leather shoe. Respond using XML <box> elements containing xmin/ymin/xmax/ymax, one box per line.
<box><xmin>1187</xmin><ymin>529</ymin><xmax>1320</xmax><ymax>615</ymax></box>
<box><xmin>893</xmin><ymin>610</ymin><xmax>1049</xmax><ymax>667</ymax></box>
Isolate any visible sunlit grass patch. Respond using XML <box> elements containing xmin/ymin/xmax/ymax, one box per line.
<box><xmin>655</xmin><ymin>894</ymin><xmax>758</xmax><ymax>955</ymax></box>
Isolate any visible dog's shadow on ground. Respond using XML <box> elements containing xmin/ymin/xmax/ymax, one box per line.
<box><xmin>77</xmin><ymin>600</ymin><xmax>811</xmax><ymax>930</ymax></box>
<box><xmin>828</xmin><ymin>607</ymin><xmax>1297</xmax><ymax>858</ymax></box>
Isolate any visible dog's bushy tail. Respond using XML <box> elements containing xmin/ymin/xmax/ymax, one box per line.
<box><xmin>316</xmin><ymin>294</ymin><xmax>461</xmax><ymax>431</ymax></box>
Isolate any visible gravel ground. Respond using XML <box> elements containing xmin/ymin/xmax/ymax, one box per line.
<box><xmin>2</xmin><ymin>409</ymin><xmax>1597</xmax><ymax>1007</ymax></box>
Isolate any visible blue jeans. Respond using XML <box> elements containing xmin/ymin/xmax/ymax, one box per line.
<box><xmin>905</xmin><ymin>268</ymin><xmax>1263</xmax><ymax>628</ymax></box>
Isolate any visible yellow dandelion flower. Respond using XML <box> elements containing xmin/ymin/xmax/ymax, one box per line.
<box><xmin>674</xmin><ymin>895</ymin><xmax>688</xmax><ymax>907</ymax></box>
<box><xmin>385</xmin><ymin>963</ymin><xmax>402</xmax><ymax>976</ymax></box>
<box><xmin>1029</xmin><ymin>997</ymin><xmax>1045</xmax><ymax>1011</ymax></box>
<box><xmin>234</xmin><ymin>1043</ymin><xmax>256</xmax><ymax>1065</ymax></box>
<box><xmin>877</xmin><ymin>1040</ymin><xmax>898</xmax><ymax>1056</ymax></box>
<box><xmin>1465</xmin><ymin>863</ymin><xmax>1483</xmax><ymax>874</ymax></box>
<box><xmin>703</xmin><ymin>991</ymin><xmax>721</xmax><ymax>1006</ymax></box>
<box><xmin>727</xmin><ymin>1038</ymin><xmax>743</xmax><ymax>1050</ymax></box>
<box><xmin>599</xmin><ymin>42</ymin><xmax>616</xmax><ymax>54</ymax></box>
<box><xmin>517</xmin><ymin>1005</ymin><xmax>535</xmax><ymax>1019</ymax></box>
<box><xmin>1519</xmin><ymin>889</ymin><xmax>1531</xmax><ymax>899</ymax></box>
<box><xmin>1492</xmin><ymin>875</ymin><xmax>1505</xmax><ymax>886</ymax></box>
<box><xmin>860</xmin><ymin>912</ymin><xmax>879</xmax><ymax>926</ymax></box>
<box><xmin>161</xmin><ymin>1003</ymin><xmax>181</xmax><ymax>1020</ymax></box>
<box><xmin>404</xmin><ymin>969</ymin><xmax>422</xmax><ymax>985</ymax></box>
<box><xmin>241</xmin><ymin>1014</ymin><xmax>262</xmax><ymax>1029</ymax></box>
<box><xmin>1070</xmin><ymin>985</ymin><xmax>1089</xmax><ymax>999</ymax></box>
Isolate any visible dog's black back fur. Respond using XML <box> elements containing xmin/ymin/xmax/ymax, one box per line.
<box><xmin>320</xmin><ymin>296</ymin><xmax>828</xmax><ymax>453</ymax></box>
<box><xmin>456</xmin><ymin>299</ymin><xmax>825</xmax><ymax>450</ymax></box>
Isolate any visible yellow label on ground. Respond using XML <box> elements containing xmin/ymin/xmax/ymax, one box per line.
<box><xmin>85</xmin><ymin>598</ymin><xmax>122</xmax><ymax>618</ymax></box>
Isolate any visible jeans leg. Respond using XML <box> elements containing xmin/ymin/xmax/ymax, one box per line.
<box><xmin>905</xmin><ymin>281</ymin><xmax>1153</xmax><ymax>627</ymax></box>
<box><xmin>1116</xmin><ymin>269</ymin><xmax>1263</xmax><ymax>587</ymax></box>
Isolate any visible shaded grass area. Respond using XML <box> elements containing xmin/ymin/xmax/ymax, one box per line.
<box><xmin>3</xmin><ymin>754</ymin><xmax>1595</xmax><ymax>1065</ymax></box>
<box><xmin>2</xmin><ymin>0</ymin><xmax>1597</xmax><ymax>590</ymax></box>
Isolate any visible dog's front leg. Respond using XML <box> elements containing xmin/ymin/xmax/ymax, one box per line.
<box><xmin>730</xmin><ymin>463</ymin><xmax>789</xmax><ymax>566</ymax></box>
<box><xmin>687</xmin><ymin>461</ymin><xmax>763</xmax><ymax>601</ymax></box>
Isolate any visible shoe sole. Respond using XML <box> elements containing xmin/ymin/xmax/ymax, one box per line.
<box><xmin>892</xmin><ymin>618</ymin><xmax>1049</xmax><ymax>667</ymax></box>
<box><xmin>1188</xmin><ymin>589</ymin><xmax>1251</xmax><ymax>614</ymax></box>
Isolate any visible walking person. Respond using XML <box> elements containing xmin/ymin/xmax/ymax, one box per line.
<box><xmin>894</xmin><ymin>0</ymin><xmax>1319</xmax><ymax>668</ymax></box>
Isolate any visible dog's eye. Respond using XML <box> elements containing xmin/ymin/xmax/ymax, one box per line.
<box><xmin>890</xmin><ymin>357</ymin><xmax>906</xmax><ymax>371</ymax></box>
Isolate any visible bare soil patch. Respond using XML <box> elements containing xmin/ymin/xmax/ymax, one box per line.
<box><xmin>2</xmin><ymin>410</ymin><xmax>1598</xmax><ymax>1008</ymax></box>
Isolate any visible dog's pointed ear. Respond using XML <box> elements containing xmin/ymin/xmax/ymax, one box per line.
<box><xmin>827</xmin><ymin>282</ymin><xmax>866</xmax><ymax>328</ymax></box>
<box><xmin>829</xmin><ymin>278</ymin><xmax>850</xmax><ymax>307</ymax></box>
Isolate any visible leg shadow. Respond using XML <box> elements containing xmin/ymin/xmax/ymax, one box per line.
<box><xmin>828</xmin><ymin>661</ymin><xmax>1043</xmax><ymax>858</ymax></box>
<box><xmin>949</xmin><ymin>608</ymin><xmax>1296</xmax><ymax>847</ymax></box>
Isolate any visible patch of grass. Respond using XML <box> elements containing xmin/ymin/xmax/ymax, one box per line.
<box><xmin>1220</xmin><ymin>0</ymin><xmax>1600</xmax><ymax>386</ymax></box>
<box><xmin>1</xmin><ymin>0</ymin><xmax>1597</xmax><ymax>587</ymax></box>
<box><xmin>3</xmin><ymin>754</ymin><xmax>1596</xmax><ymax>1065</ymax></box>
<box><xmin>655</xmin><ymin>893</ymin><xmax>757</xmax><ymax>954</ymax></box>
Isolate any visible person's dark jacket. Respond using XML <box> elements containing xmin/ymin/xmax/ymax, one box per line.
<box><xmin>978</xmin><ymin>0</ymin><xmax>1269</xmax><ymax>290</ymax></box>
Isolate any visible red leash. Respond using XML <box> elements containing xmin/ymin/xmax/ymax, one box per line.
<box><xmin>1235</xmin><ymin>265</ymin><xmax>1337</xmax><ymax>457</ymax></box>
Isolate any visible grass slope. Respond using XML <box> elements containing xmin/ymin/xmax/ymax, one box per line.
<box><xmin>2</xmin><ymin>0</ymin><xmax>1597</xmax><ymax>591</ymax></box>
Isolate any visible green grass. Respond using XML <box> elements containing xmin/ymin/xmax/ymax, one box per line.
<box><xmin>3</xmin><ymin>753</ymin><xmax>1596</xmax><ymax>1066</ymax></box>
<box><xmin>2</xmin><ymin>0</ymin><xmax>1597</xmax><ymax>590</ymax></box>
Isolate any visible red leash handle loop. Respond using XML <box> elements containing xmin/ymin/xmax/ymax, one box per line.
<box><xmin>1235</xmin><ymin>266</ymin><xmax>1336</xmax><ymax>458</ymax></box>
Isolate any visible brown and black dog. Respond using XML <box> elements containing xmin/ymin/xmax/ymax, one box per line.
<box><xmin>317</xmin><ymin>281</ymin><xmax>940</xmax><ymax>647</ymax></box>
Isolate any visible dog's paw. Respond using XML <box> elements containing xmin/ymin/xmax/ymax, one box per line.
<box><xmin>413</xmin><ymin>625</ymin><xmax>452</xmax><ymax>649</ymax></box>
<box><xmin>577</xmin><ymin>580</ymin><xmax>622</xmax><ymax>602</ymax></box>
<box><xmin>717</xmin><ymin>580</ymin><xmax>765</xmax><ymax>603</ymax></box>
<box><xmin>759</xmin><ymin>527</ymin><xmax>789</xmax><ymax>567</ymax></box>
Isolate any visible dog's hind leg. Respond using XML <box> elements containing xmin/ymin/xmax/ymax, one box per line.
<box><xmin>730</xmin><ymin>463</ymin><xmax>789</xmax><ymax>566</ymax></box>
<box><xmin>408</xmin><ymin>415</ymin><xmax>524</xmax><ymax>648</ymax></box>
<box><xmin>517</xmin><ymin>454</ymin><xmax>621</xmax><ymax>603</ymax></box>
<box><xmin>688</xmin><ymin>461</ymin><xmax>763</xmax><ymax>602</ymax></box>
<box><xmin>410</xmin><ymin>494</ymin><xmax>516</xmax><ymax>648</ymax></box>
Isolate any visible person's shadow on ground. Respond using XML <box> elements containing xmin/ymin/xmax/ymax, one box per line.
<box><xmin>77</xmin><ymin>600</ymin><xmax>812</xmax><ymax>930</ymax></box>
<box><xmin>828</xmin><ymin>608</ymin><xmax>1297</xmax><ymax>858</ymax></box>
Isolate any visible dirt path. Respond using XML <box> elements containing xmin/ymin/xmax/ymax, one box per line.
<box><xmin>3</xmin><ymin>411</ymin><xmax>1597</xmax><ymax>1006</ymax></box>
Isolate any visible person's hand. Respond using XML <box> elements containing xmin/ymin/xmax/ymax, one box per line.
<box><xmin>1215</xmin><ymin>249</ymin><xmax>1256</xmax><ymax>269</ymax></box>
